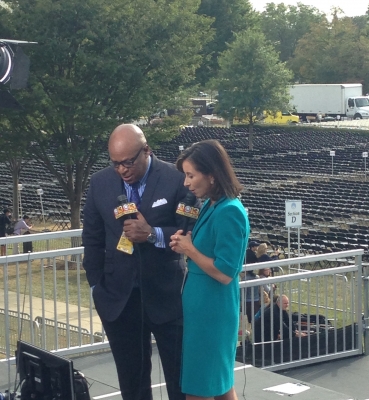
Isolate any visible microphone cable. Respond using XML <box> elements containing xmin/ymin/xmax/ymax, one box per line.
<box><xmin>135</xmin><ymin>239</ymin><xmax>146</xmax><ymax>400</ymax></box>
<box><xmin>117</xmin><ymin>194</ymin><xmax>147</xmax><ymax>400</ymax></box>
<box><xmin>171</xmin><ymin>192</ymin><xmax>198</xmax><ymax>398</ymax></box>
<box><xmin>10</xmin><ymin>250</ymin><xmax>32</xmax><ymax>398</ymax></box>
<box><xmin>148</xmin><ymin>193</ymin><xmax>197</xmax><ymax>400</ymax></box>
<box><xmin>118</xmin><ymin>193</ymin><xmax>164</xmax><ymax>400</ymax></box>
<box><xmin>134</xmin><ymin>191</ymin><xmax>197</xmax><ymax>400</ymax></box>
<box><xmin>170</xmin><ymin>253</ymin><xmax>185</xmax><ymax>400</ymax></box>
<box><xmin>240</xmin><ymin>264</ymin><xmax>248</xmax><ymax>400</ymax></box>
<box><xmin>146</xmin><ymin>192</ymin><xmax>198</xmax><ymax>400</ymax></box>
<box><xmin>171</xmin><ymin>193</ymin><xmax>199</xmax><ymax>399</ymax></box>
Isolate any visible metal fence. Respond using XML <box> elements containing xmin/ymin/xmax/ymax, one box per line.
<box><xmin>0</xmin><ymin>230</ymin><xmax>109</xmax><ymax>365</ymax></box>
<box><xmin>0</xmin><ymin>229</ymin><xmax>82</xmax><ymax>255</ymax></box>
<box><xmin>0</xmin><ymin>232</ymin><xmax>367</xmax><ymax>376</ymax></box>
<box><xmin>239</xmin><ymin>249</ymin><xmax>366</xmax><ymax>371</ymax></box>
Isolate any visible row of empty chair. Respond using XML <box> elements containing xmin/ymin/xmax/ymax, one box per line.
<box><xmin>0</xmin><ymin>126</ymin><xmax>367</xmax><ymax>255</ymax></box>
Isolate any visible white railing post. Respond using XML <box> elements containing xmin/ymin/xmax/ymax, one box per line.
<box><xmin>361</xmin><ymin>255</ymin><xmax>369</xmax><ymax>355</ymax></box>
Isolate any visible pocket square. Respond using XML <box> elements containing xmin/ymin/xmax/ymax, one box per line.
<box><xmin>152</xmin><ymin>198</ymin><xmax>168</xmax><ymax>208</ymax></box>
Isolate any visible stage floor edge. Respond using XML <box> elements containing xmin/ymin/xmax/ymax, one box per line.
<box><xmin>0</xmin><ymin>351</ymin><xmax>356</xmax><ymax>400</ymax></box>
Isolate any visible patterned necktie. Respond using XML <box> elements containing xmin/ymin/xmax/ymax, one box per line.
<box><xmin>131</xmin><ymin>182</ymin><xmax>141</xmax><ymax>210</ymax></box>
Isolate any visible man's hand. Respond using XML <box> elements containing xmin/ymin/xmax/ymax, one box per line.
<box><xmin>123</xmin><ymin>211</ymin><xmax>151</xmax><ymax>243</ymax></box>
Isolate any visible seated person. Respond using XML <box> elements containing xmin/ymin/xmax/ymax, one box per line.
<box><xmin>258</xmin><ymin>267</ymin><xmax>276</xmax><ymax>298</ymax></box>
<box><xmin>13</xmin><ymin>215</ymin><xmax>33</xmax><ymax>235</ymax></box>
<box><xmin>254</xmin><ymin>295</ymin><xmax>306</xmax><ymax>343</ymax></box>
<box><xmin>254</xmin><ymin>293</ymin><xmax>277</xmax><ymax>321</ymax></box>
<box><xmin>256</xmin><ymin>243</ymin><xmax>281</xmax><ymax>276</ymax></box>
<box><xmin>256</xmin><ymin>243</ymin><xmax>281</xmax><ymax>263</ymax></box>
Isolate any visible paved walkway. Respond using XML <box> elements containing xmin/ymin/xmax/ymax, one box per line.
<box><xmin>0</xmin><ymin>288</ymin><xmax>102</xmax><ymax>334</ymax></box>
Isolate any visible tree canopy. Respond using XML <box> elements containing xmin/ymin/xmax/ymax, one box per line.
<box><xmin>195</xmin><ymin>0</ymin><xmax>257</xmax><ymax>86</ymax></box>
<box><xmin>259</xmin><ymin>2</ymin><xmax>325</xmax><ymax>64</ymax></box>
<box><xmin>1</xmin><ymin>0</ymin><xmax>369</xmax><ymax>228</ymax></box>
<box><xmin>215</xmin><ymin>29</ymin><xmax>293</xmax><ymax>148</ymax></box>
<box><xmin>290</xmin><ymin>15</ymin><xmax>369</xmax><ymax>92</ymax></box>
<box><xmin>0</xmin><ymin>0</ymin><xmax>212</xmax><ymax>228</ymax></box>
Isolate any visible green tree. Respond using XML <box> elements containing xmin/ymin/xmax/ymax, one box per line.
<box><xmin>291</xmin><ymin>16</ymin><xmax>369</xmax><ymax>92</ymax></box>
<box><xmin>196</xmin><ymin>0</ymin><xmax>256</xmax><ymax>86</ymax></box>
<box><xmin>0</xmin><ymin>126</ymin><xmax>30</xmax><ymax>221</ymax></box>
<box><xmin>260</xmin><ymin>2</ymin><xmax>325</xmax><ymax>63</ymax></box>
<box><xmin>214</xmin><ymin>29</ymin><xmax>293</xmax><ymax>149</ymax></box>
<box><xmin>351</xmin><ymin>15</ymin><xmax>368</xmax><ymax>33</ymax></box>
<box><xmin>1</xmin><ymin>0</ymin><xmax>212</xmax><ymax>229</ymax></box>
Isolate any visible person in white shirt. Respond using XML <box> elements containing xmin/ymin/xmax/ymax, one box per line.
<box><xmin>13</xmin><ymin>215</ymin><xmax>33</xmax><ymax>235</ymax></box>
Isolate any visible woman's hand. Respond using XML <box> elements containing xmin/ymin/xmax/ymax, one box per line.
<box><xmin>169</xmin><ymin>229</ymin><xmax>193</xmax><ymax>255</ymax></box>
<box><xmin>171</xmin><ymin>229</ymin><xmax>232</xmax><ymax>285</ymax></box>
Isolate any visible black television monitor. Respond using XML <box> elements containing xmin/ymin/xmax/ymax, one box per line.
<box><xmin>16</xmin><ymin>340</ymin><xmax>75</xmax><ymax>400</ymax></box>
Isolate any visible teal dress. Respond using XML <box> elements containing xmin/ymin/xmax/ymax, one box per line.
<box><xmin>181</xmin><ymin>197</ymin><xmax>250</xmax><ymax>397</ymax></box>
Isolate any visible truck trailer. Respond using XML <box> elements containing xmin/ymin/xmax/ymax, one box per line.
<box><xmin>289</xmin><ymin>83</ymin><xmax>369</xmax><ymax>121</ymax></box>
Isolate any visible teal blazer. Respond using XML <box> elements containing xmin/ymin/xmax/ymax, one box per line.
<box><xmin>181</xmin><ymin>196</ymin><xmax>250</xmax><ymax>396</ymax></box>
<box><xmin>189</xmin><ymin>196</ymin><xmax>250</xmax><ymax>278</ymax></box>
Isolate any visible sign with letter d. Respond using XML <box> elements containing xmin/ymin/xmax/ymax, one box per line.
<box><xmin>285</xmin><ymin>200</ymin><xmax>302</xmax><ymax>228</ymax></box>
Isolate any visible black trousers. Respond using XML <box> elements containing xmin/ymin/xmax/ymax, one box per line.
<box><xmin>100</xmin><ymin>288</ymin><xmax>185</xmax><ymax>400</ymax></box>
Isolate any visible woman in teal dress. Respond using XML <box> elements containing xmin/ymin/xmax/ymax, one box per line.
<box><xmin>170</xmin><ymin>140</ymin><xmax>250</xmax><ymax>400</ymax></box>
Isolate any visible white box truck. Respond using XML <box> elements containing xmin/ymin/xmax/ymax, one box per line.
<box><xmin>289</xmin><ymin>83</ymin><xmax>369</xmax><ymax>121</ymax></box>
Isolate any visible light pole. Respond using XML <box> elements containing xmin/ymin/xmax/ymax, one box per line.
<box><xmin>330</xmin><ymin>150</ymin><xmax>335</xmax><ymax>176</ymax></box>
<box><xmin>37</xmin><ymin>188</ymin><xmax>46</xmax><ymax>230</ymax></box>
<box><xmin>363</xmin><ymin>152</ymin><xmax>368</xmax><ymax>181</ymax></box>
<box><xmin>18</xmin><ymin>183</ymin><xmax>23</xmax><ymax>217</ymax></box>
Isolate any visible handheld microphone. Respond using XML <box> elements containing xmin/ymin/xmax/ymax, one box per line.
<box><xmin>118</xmin><ymin>195</ymin><xmax>127</xmax><ymax>203</ymax></box>
<box><xmin>176</xmin><ymin>192</ymin><xmax>199</xmax><ymax>235</ymax></box>
<box><xmin>115</xmin><ymin>195</ymin><xmax>137</xmax><ymax>254</ymax></box>
<box><xmin>115</xmin><ymin>195</ymin><xmax>138</xmax><ymax>220</ymax></box>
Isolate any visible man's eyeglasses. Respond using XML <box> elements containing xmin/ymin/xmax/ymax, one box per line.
<box><xmin>110</xmin><ymin>147</ymin><xmax>145</xmax><ymax>169</ymax></box>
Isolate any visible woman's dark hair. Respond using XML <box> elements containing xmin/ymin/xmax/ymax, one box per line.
<box><xmin>176</xmin><ymin>139</ymin><xmax>242</xmax><ymax>200</ymax></box>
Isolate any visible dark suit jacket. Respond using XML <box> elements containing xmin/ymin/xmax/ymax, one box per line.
<box><xmin>82</xmin><ymin>155</ymin><xmax>195</xmax><ymax>323</ymax></box>
<box><xmin>254</xmin><ymin>303</ymin><xmax>297</xmax><ymax>343</ymax></box>
<box><xmin>245</xmin><ymin>248</ymin><xmax>257</xmax><ymax>264</ymax></box>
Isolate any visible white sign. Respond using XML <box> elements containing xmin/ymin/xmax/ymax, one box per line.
<box><xmin>330</xmin><ymin>151</ymin><xmax>335</xmax><ymax>156</ymax></box>
<box><xmin>264</xmin><ymin>382</ymin><xmax>310</xmax><ymax>395</ymax></box>
<box><xmin>363</xmin><ymin>152</ymin><xmax>368</xmax><ymax>158</ymax></box>
<box><xmin>285</xmin><ymin>200</ymin><xmax>302</xmax><ymax>228</ymax></box>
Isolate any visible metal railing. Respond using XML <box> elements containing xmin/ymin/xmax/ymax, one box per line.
<box><xmin>0</xmin><ymin>229</ymin><xmax>82</xmax><ymax>255</ymax></box>
<box><xmin>0</xmin><ymin>232</ymin><xmax>367</xmax><ymax>376</ymax></box>
<box><xmin>239</xmin><ymin>249</ymin><xmax>366</xmax><ymax>371</ymax></box>
<box><xmin>0</xmin><ymin>230</ymin><xmax>109</xmax><ymax>366</ymax></box>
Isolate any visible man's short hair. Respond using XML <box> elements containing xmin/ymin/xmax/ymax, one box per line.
<box><xmin>277</xmin><ymin>295</ymin><xmax>289</xmax><ymax>306</ymax></box>
<box><xmin>23</xmin><ymin>215</ymin><xmax>30</xmax><ymax>220</ymax></box>
<box><xmin>3</xmin><ymin>208</ymin><xmax>10</xmax><ymax>214</ymax></box>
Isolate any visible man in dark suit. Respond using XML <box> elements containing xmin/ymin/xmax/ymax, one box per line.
<box><xmin>254</xmin><ymin>295</ymin><xmax>306</xmax><ymax>343</ymax></box>
<box><xmin>82</xmin><ymin>124</ymin><xmax>195</xmax><ymax>400</ymax></box>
